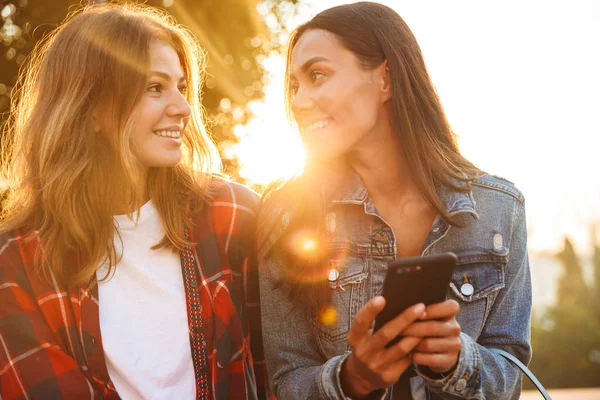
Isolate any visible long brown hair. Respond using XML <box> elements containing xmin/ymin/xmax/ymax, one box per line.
<box><xmin>260</xmin><ymin>2</ymin><xmax>482</xmax><ymax>297</ymax></box>
<box><xmin>283</xmin><ymin>2</ymin><xmax>481</xmax><ymax>221</ymax></box>
<box><xmin>0</xmin><ymin>3</ymin><xmax>221</xmax><ymax>286</ymax></box>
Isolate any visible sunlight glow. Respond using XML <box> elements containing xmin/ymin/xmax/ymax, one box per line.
<box><xmin>229</xmin><ymin>0</ymin><xmax>600</xmax><ymax>255</ymax></box>
<box><xmin>227</xmin><ymin>54</ymin><xmax>306</xmax><ymax>186</ymax></box>
<box><xmin>301</xmin><ymin>238</ymin><xmax>317</xmax><ymax>253</ymax></box>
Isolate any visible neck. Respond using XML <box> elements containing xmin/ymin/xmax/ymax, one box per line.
<box><xmin>112</xmin><ymin>192</ymin><xmax>150</xmax><ymax>216</ymax></box>
<box><xmin>110</xmin><ymin>168</ymin><xmax>150</xmax><ymax>215</ymax></box>
<box><xmin>347</xmin><ymin>125</ymin><xmax>420</xmax><ymax>205</ymax></box>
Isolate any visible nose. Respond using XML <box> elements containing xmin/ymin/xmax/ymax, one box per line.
<box><xmin>291</xmin><ymin>85</ymin><xmax>314</xmax><ymax>118</ymax></box>
<box><xmin>167</xmin><ymin>90</ymin><xmax>192</xmax><ymax>119</ymax></box>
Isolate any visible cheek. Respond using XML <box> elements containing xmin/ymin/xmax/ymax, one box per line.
<box><xmin>133</xmin><ymin>98</ymin><xmax>163</xmax><ymax>125</ymax></box>
<box><xmin>315</xmin><ymin>81</ymin><xmax>378</xmax><ymax>127</ymax></box>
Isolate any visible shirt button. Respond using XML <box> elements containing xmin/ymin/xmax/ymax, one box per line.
<box><xmin>455</xmin><ymin>378</ymin><xmax>467</xmax><ymax>391</ymax></box>
<box><xmin>433</xmin><ymin>227</ymin><xmax>440</xmax><ymax>233</ymax></box>
<box><xmin>328</xmin><ymin>269</ymin><xmax>339</xmax><ymax>282</ymax></box>
<box><xmin>90</xmin><ymin>337</ymin><xmax>97</xmax><ymax>345</ymax></box>
<box><xmin>460</xmin><ymin>283</ymin><xmax>474</xmax><ymax>296</ymax></box>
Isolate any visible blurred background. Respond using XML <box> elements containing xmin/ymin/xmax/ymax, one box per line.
<box><xmin>1</xmin><ymin>0</ymin><xmax>598</xmax><ymax>395</ymax></box>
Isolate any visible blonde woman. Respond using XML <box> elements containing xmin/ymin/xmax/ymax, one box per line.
<box><xmin>0</xmin><ymin>4</ymin><xmax>268</xmax><ymax>399</ymax></box>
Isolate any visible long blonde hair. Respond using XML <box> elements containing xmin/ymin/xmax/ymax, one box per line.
<box><xmin>0</xmin><ymin>3</ymin><xmax>221</xmax><ymax>286</ymax></box>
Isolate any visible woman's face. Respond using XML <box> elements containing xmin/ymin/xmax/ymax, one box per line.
<box><xmin>128</xmin><ymin>39</ymin><xmax>191</xmax><ymax>169</ymax></box>
<box><xmin>289</xmin><ymin>29</ymin><xmax>389</xmax><ymax>161</ymax></box>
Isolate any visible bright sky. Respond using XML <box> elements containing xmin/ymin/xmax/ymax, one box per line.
<box><xmin>231</xmin><ymin>0</ymin><xmax>600</xmax><ymax>255</ymax></box>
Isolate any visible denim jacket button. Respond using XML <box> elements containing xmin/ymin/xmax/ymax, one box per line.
<box><xmin>455</xmin><ymin>378</ymin><xmax>467</xmax><ymax>391</ymax></box>
<box><xmin>328</xmin><ymin>269</ymin><xmax>339</xmax><ymax>282</ymax></box>
<box><xmin>460</xmin><ymin>283</ymin><xmax>474</xmax><ymax>296</ymax></box>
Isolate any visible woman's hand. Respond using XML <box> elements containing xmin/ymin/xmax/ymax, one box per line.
<box><xmin>341</xmin><ymin>296</ymin><xmax>426</xmax><ymax>399</ymax></box>
<box><xmin>403</xmin><ymin>299</ymin><xmax>462</xmax><ymax>374</ymax></box>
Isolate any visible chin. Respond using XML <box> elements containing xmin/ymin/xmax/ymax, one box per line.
<box><xmin>144</xmin><ymin>156</ymin><xmax>182</xmax><ymax>168</ymax></box>
<box><xmin>306</xmin><ymin>146</ymin><xmax>345</xmax><ymax>163</ymax></box>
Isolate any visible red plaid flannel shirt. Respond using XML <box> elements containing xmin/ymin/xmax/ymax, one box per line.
<box><xmin>0</xmin><ymin>180</ymin><xmax>271</xmax><ymax>399</ymax></box>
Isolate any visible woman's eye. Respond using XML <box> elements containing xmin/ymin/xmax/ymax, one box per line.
<box><xmin>310</xmin><ymin>71</ymin><xmax>325</xmax><ymax>83</ymax></box>
<box><xmin>148</xmin><ymin>84</ymin><xmax>162</xmax><ymax>93</ymax></box>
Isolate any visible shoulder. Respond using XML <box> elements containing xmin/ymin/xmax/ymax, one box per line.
<box><xmin>207</xmin><ymin>177</ymin><xmax>260</xmax><ymax>216</ymax></box>
<box><xmin>471</xmin><ymin>174</ymin><xmax>525</xmax><ymax>205</ymax></box>
<box><xmin>467</xmin><ymin>174</ymin><xmax>527</xmax><ymax>240</ymax></box>
<box><xmin>0</xmin><ymin>229</ymin><xmax>31</xmax><ymax>266</ymax></box>
<box><xmin>0</xmin><ymin>229</ymin><xmax>35</xmax><ymax>291</ymax></box>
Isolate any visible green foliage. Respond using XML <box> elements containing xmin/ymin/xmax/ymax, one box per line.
<box><xmin>0</xmin><ymin>0</ymin><xmax>299</xmax><ymax>181</ymax></box>
<box><xmin>527</xmin><ymin>237</ymin><xmax>600</xmax><ymax>389</ymax></box>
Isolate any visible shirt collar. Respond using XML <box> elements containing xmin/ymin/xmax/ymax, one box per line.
<box><xmin>330</xmin><ymin>170</ymin><xmax>479</xmax><ymax>219</ymax></box>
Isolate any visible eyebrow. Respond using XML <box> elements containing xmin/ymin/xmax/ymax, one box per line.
<box><xmin>149</xmin><ymin>71</ymin><xmax>187</xmax><ymax>83</ymax></box>
<box><xmin>290</xmin><ymin>56</ymin><xmax>331</xmax><ymax>79</ymax></box>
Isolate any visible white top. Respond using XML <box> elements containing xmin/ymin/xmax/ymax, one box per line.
<box><xmin>96</xmin><ymin>201</ymin><xmax>195</xmax><ymax>400</ymax></box>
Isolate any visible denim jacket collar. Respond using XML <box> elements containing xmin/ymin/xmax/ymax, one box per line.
<box><xmin>331</xmin><ymin>170</ymin><xmax>479</xmax><ymax>219</ymax></box>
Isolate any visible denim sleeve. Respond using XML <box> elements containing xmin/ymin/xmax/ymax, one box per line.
<box><xmin>416</xmin><ymin>200</ymin><xmax>532</xmax><ymax>399</ymax></box>
<box><xmin>258</xmin><ymin>256</ymin><xmax>335</xmax><ymax>399</ymax></box>
<box><xmin>259</xmin><ymin>254</ymin><xmax>391</xmax><ymax>400</ymax></box>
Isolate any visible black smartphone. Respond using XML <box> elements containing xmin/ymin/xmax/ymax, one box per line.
<box><xmin>373</xmin><ymin>252</ymin><xmax>458</xmax><ymax>346</ymax></box>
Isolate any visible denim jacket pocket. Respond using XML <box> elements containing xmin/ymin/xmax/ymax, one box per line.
<box><xmin>314</xmin><ymin>251</ymin><xmax>369</xmax><ymax>350</ymax></box>
<box><xmin>448</xmin><ymin>251</ymin><xmax>507</xmax><ymax>339</ymax></box>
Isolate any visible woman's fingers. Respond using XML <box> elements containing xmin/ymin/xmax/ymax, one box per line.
<box><xmin>410</xmin><ymin>321</ymin><xmax>463</xmax><ymax>374</ymax></box>
<box><xmin>414</xmin><ymin>336</ymin><xmax>462</xmax><ymax>354</ymax></box>
<box><xmin>347</xmin><ymin>296</ymin><xmax>386</xmax><ymax>347</ymax></box>
<box><xmin>411</xmin><ymin>351</ymin><xmax>459</xmax><ymax>373</ymax></box>
<box><xmin>402</xmin><ymin>317</ymin><xmax>461</xmax><ymax>338</ymax></box>
<box><xmin>419</xmin><ymin>300</ymin><xmax>460</xmax><ymax>320</ymax></box>
<box><xmin>383</xmin><ymin>355</ymin><xmax>414</xmax><ymax>383</ymax></box>
<box><xmin>371</xmin><ymin>303</ymin><xmax>426</xmax><ymax>349</ymax></box>
<box><xmin>378</xmin><ymin>335</ymin><xmax>422</xmax><ymax>366</ymax></box>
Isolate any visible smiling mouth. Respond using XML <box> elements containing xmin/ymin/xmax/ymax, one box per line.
<box><xmin>153</xmin><ymin>130</ymin><xmax>181</xmax><ymax>139</ymax></box>
<box><xmin>302</xmin><ymin>120</ymin><xmax>331</xmax><ymax>134</ymax></box>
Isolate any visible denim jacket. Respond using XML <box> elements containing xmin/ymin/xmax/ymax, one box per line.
<box><xmin>258</xmin><ymin>173</ymin><xmax>532</xmax><ymax>400</ymax></box>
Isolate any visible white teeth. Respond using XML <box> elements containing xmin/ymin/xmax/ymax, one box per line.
<box><xmin>154</xmin><ymin>130</ymin><xmax>181</xmax><ymax>138</ymax></box>
<box><xmin>305</xmin><ymin>120</ymin><xmax>330</xmax><ymax>133</ymax></box>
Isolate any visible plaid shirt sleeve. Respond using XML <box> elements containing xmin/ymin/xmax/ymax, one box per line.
<box><xmin>245</xmin><ymin>223</ymin><xmax>271</xmax><ymax>400</ymax></box>
<box><xmin>206</xmin><ymin>181</ymin><xmax>273</xmax><ymax>400</ymax></box>
<box><xmin>0</xmin><ymin>233</ymin><xmax>100</xmax><ymax>400</ymax></box>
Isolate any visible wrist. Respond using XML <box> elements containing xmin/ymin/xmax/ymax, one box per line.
<box><xmin>418</xmin><ymin>365</ymin><xmax>448</xmax><ymax>380</ymax></box>
<box><xmin>340</xmin><ymin>354</ymin><xmax>373</xmax><ymax>399</ymax></box>
<box><xmin>419</xmin><ymin>359</ymin><xmax>458</xmax><ymax>380</ymax></box>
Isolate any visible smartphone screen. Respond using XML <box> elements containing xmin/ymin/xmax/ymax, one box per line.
<box><xmin>373</xmin><ymin>252</ymin><xmax>457</xmax><ymax>346</ymax></box>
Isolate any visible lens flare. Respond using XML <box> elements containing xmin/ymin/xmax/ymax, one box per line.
<box><xmin>319</xmin><ymin>306</ymin><xmax>337</xmax><ymax>326</ymax></box>
<box><xmin>287</xmin><ymin>229</ymin><xmax>321</xmax><ymax>260</ymax></box>
<box><xmin>301</xmin><ymin>238</ymin><xmax>317</xmax><ymax>252</ymax></box>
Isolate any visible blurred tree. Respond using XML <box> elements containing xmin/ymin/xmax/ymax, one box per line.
<box><xmin>0</xmin><ymin>0</ymin><xmax>299</xmax><ymax>180</ymax></box>
<box><xmin>527</xmin><ymin>237</ymin><xmax>600</xmax><ymax>389</ymax></box>
<box><xmin>556</xmin><ymin>237</ymin><xmax>590</xmax><ymax>308</ymax></box>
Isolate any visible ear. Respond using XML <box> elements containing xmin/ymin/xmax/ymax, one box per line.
<box><xmin>92</xmin><ymin>114</ymin><xmax>101</xmax><ymax>133</ymax></box>
<box><xmin>376</xmin><ymin>59</ymin><xmax>391</xmax><ymax>103</ymax></box>
<box><xmin>91</xmin><ymin>107</ymin><xmax>103</xmax><ymax>133</ymax></box>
